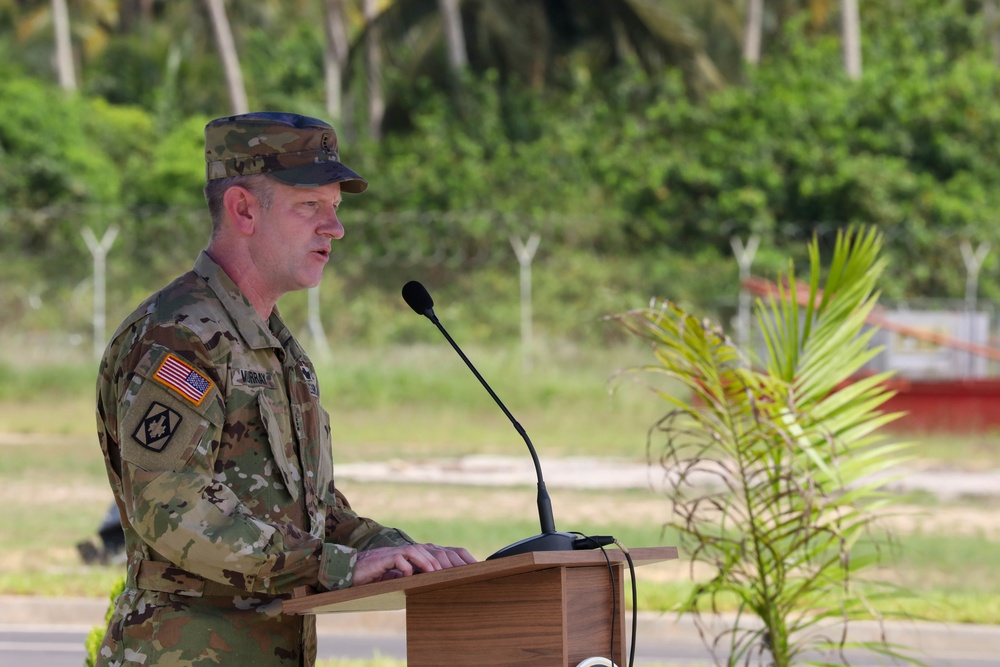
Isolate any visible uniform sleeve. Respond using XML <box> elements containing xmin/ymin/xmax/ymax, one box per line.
<box><xmin>325</xmin><ymin>487</ymin><xmax>416</xmax><ymax>550</ymax></box>
<box><xmin>109</xmin><ymin>326</ymin><xmax>353</xmax><ymax>594</ymax></box>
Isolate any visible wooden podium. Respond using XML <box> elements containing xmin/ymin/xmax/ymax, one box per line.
<box><xmin>283</xmin><ymin>546</ymin><xmax>677</xmax><ymax>667</ymax></box>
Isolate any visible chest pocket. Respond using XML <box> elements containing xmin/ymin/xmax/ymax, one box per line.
<box><xmin>257</xmin><ymin>393</ymin><xmax>302</xmax><ymax>503</ymax></box>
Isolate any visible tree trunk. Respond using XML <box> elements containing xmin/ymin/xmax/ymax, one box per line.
<box><xmin>364</xmin><ymin>0</ymin><xmax>384</xmax><ymax>140</ymax></box>
<box><xmin>743</xmin><ymin>0</ymin><xmax>763</xmax><ymax>65</ymax></box>
<box><xmin>205</xmin><ymin>0</ymin><xmax>248</xmax><ymax>114</ymax></box>
<box><xmin>840</xmin><ymin>0</ymin><xmax>862</xmax><ymax>80</ymax></box>
<box><xmin>438</xmin><ymin>0</ymin><xmax>468</xmax><ymax>73</ymax></box>
<box><xmin>985</xmin><ymin>0</ymin><xmax>1000</xmax><ymax>67</ymax></box>
<box><xmin>323</xmin><ymin>0</ymin><xmax>349</xmax><ymax>119</ymax></box>
<box><xmin>51</xmin><ymin>0</ymin><xmax>76</xmax><ymax>91</ymax></box>
<box><xmin>121</xmin><ymin>0</ymin><xmax>155</xmax><ymax>31</ymax></box>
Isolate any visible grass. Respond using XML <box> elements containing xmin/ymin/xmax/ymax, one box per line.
<box><xmin>0</xmin><ymin>341</ymin><xmax>670</xmax><ymax>456</ymax></box>
<box><xmin>2</xmin><ymin>345</ymin><xmax>1000</xmax><ymax>626</ymax></box>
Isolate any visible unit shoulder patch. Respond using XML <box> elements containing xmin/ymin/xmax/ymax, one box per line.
<box><xmin>131</xmin><ymin>401</ymin><xmax>182</xmax><ymax>452</ymax></box>
<box><xmin>121</xmin><ymin>381</ymin><xmax>208</xmax><ymax>472</ymax></box>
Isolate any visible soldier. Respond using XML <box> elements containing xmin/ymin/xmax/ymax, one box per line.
<box><xmin>94</xmin><ymin>112</ymin><xmax>476</xmax><ymax>666</ymax></box>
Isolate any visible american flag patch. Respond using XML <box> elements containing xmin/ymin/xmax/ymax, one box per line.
<box><xmin>153</xmin><ymin>354</ymin><xmax>213</xmax><ymax>406</ymax></box>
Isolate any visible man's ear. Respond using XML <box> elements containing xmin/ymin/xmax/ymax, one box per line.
<box><xmin>222</xmin><ymin>186</ymin><xmax>258</xmax><ymax>236</ymax></box>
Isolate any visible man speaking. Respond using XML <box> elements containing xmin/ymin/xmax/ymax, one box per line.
<box><xmin>94</xmin><ymin>112</ymin><xmax>475</xmax><ymax>666</ymax></box>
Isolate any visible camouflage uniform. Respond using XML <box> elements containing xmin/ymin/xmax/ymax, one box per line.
<box><xmin>95</xmin><ymin>251</ymin><xmax>412</xmax><ymax>666</ymax></box>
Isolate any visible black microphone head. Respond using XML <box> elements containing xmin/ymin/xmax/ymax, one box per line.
<box><xmin>402</xmin><ymin>281</ymin><xmax>435</xmax><ymax>316</ymax></box>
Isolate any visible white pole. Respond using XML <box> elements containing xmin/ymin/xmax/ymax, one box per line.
<box><xmin>731</xmin><ymin>234</ymin><xmax>760</xmax><ymax>353</ymax></box>
<box><xmin>510</xmin><ymin>233</ymin><xmax>541</xmax><ymax>373</ymax></box>
<box><xmin>960</xmin><ymin>240</ymin><xmax>990</xmax><ymax>376</ymax></box>
<box><xmin>81</xmin><ymin>226</ymin><xmax>119</xmax><ymax>360</ymax></box>
<box><xmin>307</xmin><ymin>284</ymin><xmax>332</xmax><ymax>361</ymax></box>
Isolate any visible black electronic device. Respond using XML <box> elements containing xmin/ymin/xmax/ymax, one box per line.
<box><xmin>401</xmin><ymin>280</ymin><xmax>581</xmax><ymax>559</ymax></box>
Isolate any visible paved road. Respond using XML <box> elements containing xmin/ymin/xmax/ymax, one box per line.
<box><xmin>0</xmin><ymin>625</ymin><xmax>406</xmax><ymax>667</ymax></box>
<box><xmin>5</xmin><ymin>598</ymin><xmax>1000</xmax><ymax>667</ymax></box>
<box><xmin>6</xmin><ymin>623</ymin><xmax>1000</xmax><ymax>666</ymax></box>
<box><xmin>334</xmin><ymin>454</ymin><xmax>1000</xmax><ymax>499</ymax></box>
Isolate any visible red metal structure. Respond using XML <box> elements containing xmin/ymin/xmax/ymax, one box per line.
<box><xmin>742</xmin><ymin>276</ymin><xmax>1000</xmax><ymax>433</ymax></box>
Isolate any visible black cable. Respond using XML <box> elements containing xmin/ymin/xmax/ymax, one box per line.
<box><xmin>602</xmin><ymin>543</ymin><xmax>617</xmax><ymax>663</ymax></box>
<box><xmin>572</xmin><ymin>533</ymin><xmax>638</xmax><ymax>667</ymax></box>
<box><xmin>620</xmin><ymin>542</ymin><xmax>637</xmax><ymax>667</ymax></box>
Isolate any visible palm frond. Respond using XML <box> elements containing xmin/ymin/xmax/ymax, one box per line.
<box><xmin>612</xmin><ymin>226</ymin><xmax>921</xmax><ymax>667</ymax></box>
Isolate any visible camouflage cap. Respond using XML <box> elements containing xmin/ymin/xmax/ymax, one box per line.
<box><xmin>204</xmin><ymin>112</ymin><xmax>368</xmax><ymax>193</ymax></box>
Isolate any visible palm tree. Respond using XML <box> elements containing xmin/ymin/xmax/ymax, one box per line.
<box><xmin>343</xmin><ymin>0</ymin><xmax>744</xmax><ymax>133</ymax></box>
<box><xmin>51</xmin><ymin>0</ymin><xmax>76</xmax><ymax>90</ymax></box>
<box><xmin>204</xmin><ymin>0</ymin><xmax>248</xmax><ymax>114</ymax></box>
<box><xmin>747</xmin><ymin>0</ymin><xmax>862</xmax><ymax>79</ymax></box>
<box><xmin>10</xmin><ymin>0</ymin><xmax>122</xmax><ymax>90</ymax></box>
<box><xmin>363</xmin><ymin>0</ymin><xmax>384</xmax><ymax>139</ymax></box>
<box><xmin>841</xmin><ymin>0</ymin><xmax>862</xmax><ymax>79</ymax></box>
<box><xmin>613</xmin><ymin>228</ymin><xmax>919</xmax><ymax>667</ymax></box>
<box><xmin>986</xmin><ymin>1</ymin><xmax>1000</xmax><ymax>66</ymax></box>
<box><xmin>323</xmin><ymin>0</ymin><xmax>350</xmax><ymax>119</ymax></box>
<box><xmin>438</xmin><ymin>0</ymin><xmax>467</xmax><ymax>73</ymax></box>
<box><xmin>743</xmin><ymin>0</ymin><xmax>763</xmax><ymax>64</ymax></box>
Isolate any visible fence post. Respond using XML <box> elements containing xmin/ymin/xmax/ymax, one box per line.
<box><xmin>81</xmin><ymin>226</ymin><xmax>119</xmax><ymax>360</ymax></box>
<box><xmin>510</xmin><ymin>233</ymin><xmax>541</xmax><ymax>373</ymax></box>
<box><xmin>960</xmin><ymin>240</ymin><xmax>990</xmax><ymax>376</ymax></box>
<box><xmin>731</xmin><ymin>234</ymin><xmax>760</xmax><ymax>353</ymax></box>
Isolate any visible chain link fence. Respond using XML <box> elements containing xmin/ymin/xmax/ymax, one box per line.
<box><xmin>4</xmin><ymin>206</ymin><xmax>1000</xmax><ymax>377</ymax></box>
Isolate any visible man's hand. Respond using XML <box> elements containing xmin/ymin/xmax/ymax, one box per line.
<box><xmin>354</xmin><ymin>543</ymin><xmax>476</xmax><ymax>586</ymax></box>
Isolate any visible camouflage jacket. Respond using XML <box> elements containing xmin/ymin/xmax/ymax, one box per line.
<box><xmin>95</xmin><ymin>251</ymin><xmax>411</xmax><ymax>666</ymax></box>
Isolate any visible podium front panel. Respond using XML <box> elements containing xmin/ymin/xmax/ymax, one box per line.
<box><xmin>406</xmin><ymin>565</ymin><xmax>624</xmax><ymax>667</ymax></box>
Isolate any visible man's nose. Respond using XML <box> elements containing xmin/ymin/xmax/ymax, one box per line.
<box><xmin>321</xmin><ymin>210</ymin><xmax>345</xmax><ymax>239</ymax></box>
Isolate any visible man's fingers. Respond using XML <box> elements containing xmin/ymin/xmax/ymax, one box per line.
<box><xmin>396</xmin><ymin>544</ymin><xmax>442</xmax><ymax>573</ymax></box>
<box><xmin>353</xmin><ymin>543</ymin><xmax>476</xmax><ymax>586</ymax></box>
<box><xmin>425</xmin><ymin>544</ymin><xmax>477</xmax><ymax>568</ymax></box>
<box><xmin>448</xmin><ymin>546</ymin><xmax>477</xmax><ymax>565</ymax></box>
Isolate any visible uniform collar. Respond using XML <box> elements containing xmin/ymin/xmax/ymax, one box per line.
<box><xmin>194</xmin><ymin>250</ymin><xmax>284</xmax><ymax>350</ymax></box>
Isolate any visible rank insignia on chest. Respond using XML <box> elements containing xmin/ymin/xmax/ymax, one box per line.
<box><xmin>153</xmin><ymin>354</ymin><xmax>213</xmax><ymax>405</ymax></box>
<box><xmin>299</xmin><ymin>362</ymin><xmax>320</xmax><ymax>397</ymax></box>
<box><xmin>132</xmin><ymin>401</ymin><xmax>182</xmax><ymax>452</ymax></box>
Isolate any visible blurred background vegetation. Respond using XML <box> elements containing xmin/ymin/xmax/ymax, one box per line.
<box><xmin>4</xmin><ymin>0</ymin><xmax>1000</xmax><ymax>353</ymax></box>
<box><xmin>5</xmin><ymin>0</ymin><xmax>1000</xmax><ymax>639</ymax></box>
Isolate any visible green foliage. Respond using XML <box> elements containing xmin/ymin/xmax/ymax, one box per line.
<box><xmin>4</xmin><ymin>2</ymin><xmax>1000</xmax><ymax>348</ymax></box>
<box><xmin>613</xmin><ymin>229</ymin><xmax>921</xmax><ymax>666</ymax></box>
<box><xmin>84</xmin><ymin>574</ymin><xmax>125</xmax><ymax>667</ymax></box>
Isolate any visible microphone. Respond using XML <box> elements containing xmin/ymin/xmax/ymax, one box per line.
<box><xmin>401</xmin><ymin>280</ymin><xmax>581</xmax><ymax>559</ymax></box>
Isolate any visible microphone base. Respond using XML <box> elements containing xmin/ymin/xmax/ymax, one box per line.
<box><xmin>486</xmin><ymin>531</ymin><xmax>581</xmax><ymax>560</ymax></box>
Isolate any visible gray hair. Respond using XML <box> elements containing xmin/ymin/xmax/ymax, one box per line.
<box><xmin>204</xmin><ymin>174</ymin><xmax>276</xmax><ymax>237</ymax></box>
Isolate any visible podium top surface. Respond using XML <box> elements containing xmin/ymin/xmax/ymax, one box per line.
<box><xmin>283</xmin><ymin>546</ymin><xmax>677</xmax><ymax>615</ymax></box>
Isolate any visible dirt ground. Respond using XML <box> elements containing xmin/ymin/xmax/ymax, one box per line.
<box><xmin>6</xmin><ymin>442</ymin><xmax>999</xmax><ymax>582</ymax></box>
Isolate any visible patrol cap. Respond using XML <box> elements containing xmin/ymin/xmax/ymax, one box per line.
<box><xmin>204</xmin><ymin>111</ymin><xmax>368</xmax><ymax>193</ymax></box>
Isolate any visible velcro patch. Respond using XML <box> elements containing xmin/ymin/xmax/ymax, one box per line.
<box><xmin>132</xmin><ymin>402</ymin><xmax>182</xmax><ymax>452</ymax></box>
<box><xmin>232</xmin><ymin>368</ymin><xmax>276</xmax><ymax>388</ymax></box>
<box><xmin>153</xmin><ymin>354</ymin><xmax>213</xmax><ymax>405</ymax></box>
